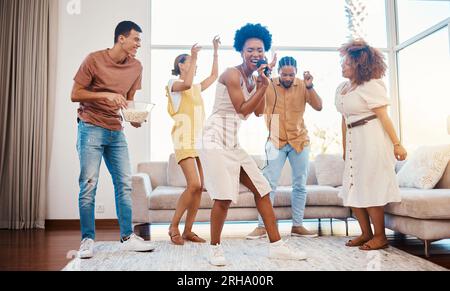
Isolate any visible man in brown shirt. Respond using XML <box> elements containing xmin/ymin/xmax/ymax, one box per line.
<box><xmin>71</xmin><ymin>21</ymin><xmax>153</xmax><ymax>258</ymax></box>
<box><xmin>248</xmin><ymin>56</ymin><xmax>323</xmax><ymax>239</ymax></box>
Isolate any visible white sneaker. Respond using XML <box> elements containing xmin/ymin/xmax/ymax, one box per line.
<box><xmin>209</xmin><ymin>244</ymin><xmax>227</xmax><ymax>267</ymax></box>
<box><xmin>269</xmin><ymin>240</ymin><xmax>307</xmax><ymax>261</ymax></box>
<box><xmin>79</xmin><ymin>238</ymin><xmax>95</xmax><ymax>259</ymax></box>
<box><xmin>121</xmin><ymin>233</ymin><xmax>155</xmax><ymax>252</ymax></box>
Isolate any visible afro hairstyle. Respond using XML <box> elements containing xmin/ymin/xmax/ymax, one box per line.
<box><xmin>233</xmin><ymin>23</ymin><xmax>272</xmax><ymax>52</ymax></box>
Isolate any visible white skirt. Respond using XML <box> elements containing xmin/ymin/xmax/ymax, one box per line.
<box><xmin>198</xmin><ymin>147</ymin><xmax>271</xmax><ymax>204</ymax></box>
<box><xmin>339</xmin><ymin>119</ymin><xmax>401</xmax><ymax>208</ymax></box>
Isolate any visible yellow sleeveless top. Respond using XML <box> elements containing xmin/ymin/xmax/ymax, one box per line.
<box><xmin>165</xmin><ymin>82</ymin><xmax>205</xmax><ymax>163</ymax></box>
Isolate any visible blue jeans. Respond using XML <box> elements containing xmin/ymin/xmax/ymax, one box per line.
<box><xmin>258</xmin><ymin>142</ymin><xmax>310</xmax><ymax>228</ymax></box>
<box><xmin>77</xmin><ymin>121</ymin><xmax>133</xmax><ymax>240</ymax></box>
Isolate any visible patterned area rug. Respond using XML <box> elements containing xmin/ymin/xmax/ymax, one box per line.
<box><xmin>63</xmin><ymin>236</ymin><xmax>446</xmax><ymax>271</ymax></box>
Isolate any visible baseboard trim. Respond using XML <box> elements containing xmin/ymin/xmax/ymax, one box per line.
<box><xmin>45</xmin><ymin>219</ymin><xmax>119</xmax><ymax>230</ymax></box>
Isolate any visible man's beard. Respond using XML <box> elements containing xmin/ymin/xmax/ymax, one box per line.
<box><xmin>281</xmin><ymin>81</ymin><xmax>293</xmax><ymax>89</ymax></box>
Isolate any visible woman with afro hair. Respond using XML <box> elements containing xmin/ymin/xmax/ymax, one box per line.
<box><xmin>336</xmin><ymin>39</ymin><xmax>407</xmax><ymax>251</ymax></box>
<box><xmin>198</xmin><ymin>23</ymin><xmax>307</xmax><ymax>266</ymax></box>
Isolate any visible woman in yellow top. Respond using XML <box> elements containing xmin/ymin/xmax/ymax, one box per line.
<box><xmin>165</xmin><ymin>36</ymin><xmax>220</xmax><ymax>245</ymax></box>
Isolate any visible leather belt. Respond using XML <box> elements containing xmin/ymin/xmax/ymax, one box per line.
<box><xmin>347</xmin><ymin>115</ymin><xmax>377</xmax><ymax>129</ymax></box>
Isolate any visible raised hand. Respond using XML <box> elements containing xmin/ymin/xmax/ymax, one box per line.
<box><xmin>303</xmin><ymin>71</ymin><xmax>314</xmax><ymax>87</ymax></box>
<box><xmin>269</xmin><ymin>53</ymin><xmax>278</xmax><ymax>70</ymax></box>
<box><xmin>213</xmin><ymin>36</ymin><xmax>221</xmax><ymax>52</ymax></box>
<box><xmin>191</xmin><ymin>43</ymin><xmax>202</xmax><ymax>59</ymax></box>
<box><xmin>256</xmin><ymin>64</ymin><xmax>270</xmax><ymax>88</ymax></box>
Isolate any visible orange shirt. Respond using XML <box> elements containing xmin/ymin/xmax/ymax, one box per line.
<box><xmin>74</xmin><ymin>49</ymin><xmax>142</xmax><ymax>131</ymax></box>
<box><xmin>264</xmin><ymin>77</ymin><xmax>311</xmax><ymax>153</ymax></box>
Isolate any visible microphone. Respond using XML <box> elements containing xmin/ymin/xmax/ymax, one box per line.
<box><xmin>256</xmin><ymin>59</ymin><xmax>271</xmax><ymax>77</ymax></box>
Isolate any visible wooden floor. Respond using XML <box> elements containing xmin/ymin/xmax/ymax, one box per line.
<box><xmin>1</xmin><ymin>219</ymin><xmax>449</xmax><ymax>271</ymax></box>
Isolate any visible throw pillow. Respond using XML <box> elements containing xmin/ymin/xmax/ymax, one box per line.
<box><xmin>314</xmin><ymin>154</ymin><xmax>345</xmax><ymax>187</ymax></box>
<box><xmin>397</xmin><ymin>145</ymin><xmax>450</xmax><ymax>189</ymax></box>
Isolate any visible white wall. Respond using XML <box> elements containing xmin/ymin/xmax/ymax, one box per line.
<box><xmin>47</xmin><ymin>0</ymin><xmax>151</xmax><ymax>219</ymax></box>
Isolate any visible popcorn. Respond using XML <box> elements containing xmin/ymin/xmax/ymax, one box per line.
<box><xmin>121</xmin><ymin>102</ymin><xmax>154</xmax><ymax>124</ymax></box>
<box><xmin>122</xmin><ymin>109</ymin><xmax>149</xmax><ymax>123</ymax></box>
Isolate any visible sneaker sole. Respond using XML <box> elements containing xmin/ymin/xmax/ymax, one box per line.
<box><xmin>124</xmin><ymin>247</ymin><xmax>155</xmax><ymax>252</ymax></box>
<box><xmin>245</xmin><ymin>234</ymin><xmax>268</xmax><ymax>240</ymax></box>
<box><xmin>209</xmin><ymin>261</ymin><xmax>227</xmax><ymax>267</ymax></box>
<box><xmin>291</xmin><ymin>233</ymin><xmax>319</xmax><ymax>238</ymax></box>
<box><xmin>78</xmin><ymin>253</ymin><xmax>94</xmax><ymax>259</ymax></box>
<box><xmin>269</xmin><ymin>255</ymin><xmax>307</xmax><ymax>261</ymax></box>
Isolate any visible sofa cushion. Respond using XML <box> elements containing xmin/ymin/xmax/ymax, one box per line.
<box><xmin>314</xmin><ymin>154</ymin><xmax>345</xmax><ymax>187</ymax></box>
<box><xmin>166</xmin><ymin>154</ymin><xmax>319</xmax><ymax>188</ymax></box>
<box><xmin>149</xmin><ymin>186</ymin><xmax>211</xmax><ymax>210</ymax></box>
<box><xmin>138</xmin><ymin>161</ymin><xmax>168</xmax><ymax>188</ymax></box>
<box><xmin>276</xmin><ymin>185</ymin><xmax>343</xmax><ymax>206</ymax></box>
<box><xmin>149</xmin><ymin>186</ymin><xmax>257</xmax><ymax>210</ymax></box>
<box><xmin>395</xmin><ymin>160</ymin><xmax>407</xmax><ymax>173</ymax></box>
<box><xmin>277</xmin><ymin>162</ymin><xmax>318</xmax><ymax>186</ymax></box>
<box><xmin>149</xmin><ymin>185</ymin><xmax>343</xmax><ymax>210</ymax></box>
<box><xmin>385</xmin><ymin>214</ymin><xmax>450</xmax><ymax>241</ymax></box>
<box><xmin>385</xmin><ymin>188</ymin><xmax>450</xmax><ymax>219</ymax></box>
<box><xmin>397</xmin><ymin>145</ymin><xmax>450</xmax><ymax>189</ymax></box>
<box><xmin>436</xmin><ymin>161</ymin><xmax>450</xmax><ymax>189</ymax></box>
<box><xmin>167</xmin><ymin>154</ymin><xmax>187</xmax><ymax>187</ymax></box>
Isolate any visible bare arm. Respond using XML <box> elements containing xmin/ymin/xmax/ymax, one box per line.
<box><xmin>200</xmin><ymin>55</ymin><xmax>218</xmax><ymax>91</ymax></box>
<box><xmin>225</xmin><ymin>67</ymin><xmax>269</xmax><ymax>118</ymax></box>
<box><xmin>127</xmin><ymin>90</ymin><xmax>137</xmax><ymax>101</ymax></box>
<box><xmin>172</xmin><ymin>44</ymin><xmax>201</xmax><ymax>92</ymax></box>
<box><xmin>372</xmin><ymin>106</ymin><xmax>407</xmax><ymax>160</ymax></box>
<box><xmin>341</xmin><ymin>116</ymin><xmax>347</xmax><ymax>160</ymax></box>
<box><xmin>306</xmin><ymin>88</ymin><xmax>323</xmax><ymax>111</ymax></box>
<box><xmin>71</xmin><ymin>82</ymin><xmax>127</xmax><ymax>108</ymax></box>
<box><xmin>201</xmin><ymin>36</ymin><xmax>220</xmax><ymax>91</ymax></box>
<box><xmin>254</xmin><ymin>95</ymin><xmax>266</xmax><ymax>117</ymax></box>
<box><xmin>303</xmin><ymin>72</ymin><xmax>322</xmax><ymax>111</ymax></box>
<box><xmin>172</xmin><ymin>56</ymin><xmax>197</xmax><ymax>92</ymax></box>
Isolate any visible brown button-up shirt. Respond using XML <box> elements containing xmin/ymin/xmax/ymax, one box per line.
<box><xmin>264</xmin><ymin>77</ymin><xmax>311</xmax><ymax>153</ymax></box>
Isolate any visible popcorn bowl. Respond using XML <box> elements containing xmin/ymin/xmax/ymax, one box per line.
<box><xmin>122</xmin><ymin>101</ymin><xmax>155</xmax><ymax>124</ymax></box>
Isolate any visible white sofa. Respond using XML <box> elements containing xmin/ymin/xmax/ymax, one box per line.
<box><xmin>131</xmin><ymin>154</ymin><xmax>450</xmax><ymax>257</ymax></box>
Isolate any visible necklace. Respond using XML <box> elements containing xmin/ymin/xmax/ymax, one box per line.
<box><xmin>239</xmin><ymin>65</ymin><xmax>255</xmax><ymax>91</ymax></box>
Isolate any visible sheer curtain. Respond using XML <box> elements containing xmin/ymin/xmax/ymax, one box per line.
<box><xmin>0</xmin><ymin>0</ymin><xmax>58</xmax><ymax>229</ymax></box>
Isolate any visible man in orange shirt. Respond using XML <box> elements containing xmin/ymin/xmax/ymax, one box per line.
<box><xmin>248</xmin><ymin>56</ymin><xmax>323</xmax><ymax>239</ymax></box>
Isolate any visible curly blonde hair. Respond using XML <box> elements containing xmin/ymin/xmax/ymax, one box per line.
<box><xmin>339</xmin><ymin>39</ymin><xmax>386</xmax><ymax>85</ymax></box>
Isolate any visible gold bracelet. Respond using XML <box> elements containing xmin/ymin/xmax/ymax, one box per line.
<box><xmin>394</xmin><ymin>143</ymin><xmax>401</xmax><ymax>147</ymax></box>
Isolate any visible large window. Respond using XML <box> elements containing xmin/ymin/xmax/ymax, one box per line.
<box><xmin>149</xmin><ymin>0</ymin><xmax>393</xmax><ymax>161</ymax></box>
<box><xmin>397</xmin><ymin>28</ymin><xmax>450</xmax><ymax>150</ymax></box>
<box><xmin>151</xmin><ymin>0</ymin><xmax>387</xmax><ymax>48</ymax></box>
<box><xmin>395</xmin><ymin>0</ymin><xmax>450</xmax><ymax>152</ymax></box>
<box><xmin>396</xmin><ymin>0</ymin><xmax>450</xmax><ymax>43</ymax></box>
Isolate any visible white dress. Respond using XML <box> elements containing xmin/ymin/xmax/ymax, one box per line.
<box><xmin>197</xmin><ymin>69</ymin><xmax>272</xmax><ymax>203</ymax></box>
<box><xmin>335</xmin><ymin>79</ymin><xmax>401</xmax><ymax>208</ymax></box>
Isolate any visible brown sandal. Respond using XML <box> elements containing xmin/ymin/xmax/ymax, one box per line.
<box><xmin>182</xmin><ymin>232</ymin><xmax>206</xmax><ymax>243</ymax></box>
<box><xmin>169</xmin><ymin>230</ymin><xmax>184</xmax><ymax>245</ymax></box>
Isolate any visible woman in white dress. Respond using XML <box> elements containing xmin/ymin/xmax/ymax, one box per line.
<box><xmin>198</xmin><ymin>23</ymin><xmax>306</xmax><ymax>266</ymax></box>
<box><xmin>335</xmin><ymin>40</ymin><xmax>408</xmax><ymax>251</ymax></box>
